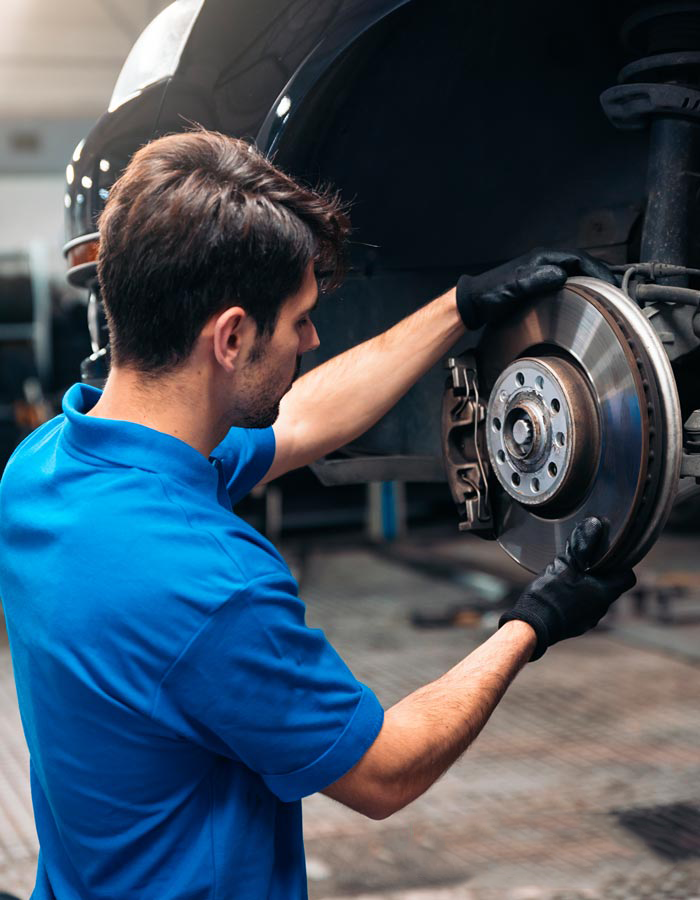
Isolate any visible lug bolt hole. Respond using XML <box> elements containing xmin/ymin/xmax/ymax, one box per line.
<box><xmin>516</xmin><ymin>372</ymin><xmax>525</xmax><ymax>386</ymax></box>
<box><xmin>535</xmin><ymin>376</ymin><xmax>544</xmax><ymax>390</ymax></box>
<box><xmin>531</xmin><ymin>477</ymin><xmax>540</xmax><ymax>493</ymax></box>
<box><xmin>512</xmin><ymin>473</ymin><xmax>521</xmax><ymax>486</ymax></box>
<box><xmin>497</xmin><ymin>449</ymin><xmax>506</xmax><ymax>463</ymax></box>
<box><xmin>548</xmin><ymin>462</ymin><xmax>558</xmax><ymax>477</ymax></box>
<box><xmin>551</xmin><ymin>398</ymin><xmax>561</xmax><ymax>414</ymax></box>
<box><xmin>493</xmin><ymin>417</ymin><xmax>502</xmax><ymax>431</ymax></box>
<box><xmin>556</xmin><ymin>432</ymin><xmax>565</xmax><ymax>447</ymax></box>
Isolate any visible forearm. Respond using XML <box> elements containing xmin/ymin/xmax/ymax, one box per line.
<box><xmin>324</xmin><ymin>620</ymin><xmax>536</xmax><ymax>818</ymax></box>
<box><xmin>379</xmin><ymin>620</ymin><xmax>535</xmax><ymax>809</ymax></box>
<box><xmin>277</xmin><ymin>287</ymin><xmax>463</xmax><ymax>466</ymax></box>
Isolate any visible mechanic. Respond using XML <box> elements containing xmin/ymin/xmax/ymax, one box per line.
<box><xmin>0</xmin><ymin>130</ymin><xmax>635</xmax><ymax>900</ymax></box>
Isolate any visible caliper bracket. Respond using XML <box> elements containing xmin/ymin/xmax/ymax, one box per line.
<box><xmin>441</xmin><ymin>354</ymin><xmax>494</xmax><ymax>533</ymax></box>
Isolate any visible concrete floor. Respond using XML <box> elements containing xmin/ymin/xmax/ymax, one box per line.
<box><xmin>0</xmin><ymin>527</ymin><xmax>699</xmax><ymax>899</ymax></box>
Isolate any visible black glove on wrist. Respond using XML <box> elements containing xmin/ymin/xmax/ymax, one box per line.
<box><xmin>456</xmin><ymin>248</ymin><xmax>616</xmax><ymax>330</ymax></box>
<box><xmin>499</xmin><ymin>517</ymin><xmax>636</xmax><ymax>661</ymax></box>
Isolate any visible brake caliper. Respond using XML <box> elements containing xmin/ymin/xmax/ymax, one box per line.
<box><xmin>441</xmin><ymin>353</ymin><xmax>494</xmax><ymax>534</ymax></box>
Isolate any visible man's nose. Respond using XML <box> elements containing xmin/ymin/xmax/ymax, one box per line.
<box><xmin>302</xmin><ymin>323</ymin><xmax>320</xmax><ymax>354</ymax></box>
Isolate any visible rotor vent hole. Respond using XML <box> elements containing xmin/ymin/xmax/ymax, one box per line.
<box><xmin>493</xmin><ymin>417</ymin><xmax>502</xmax><ymax>432</ymax></box>
<box><xmin>516</xmin><ymin>372</ymin><xmax>525</xmax><ymax>387</ymax></box>
<box><xmin>551</xmin><ymin>398</ymin><xmax>561</xmax><ymax>414</ymax></box>
<box><xmin>497</xmin><ymin>449</ymin><xmax>506</xmax><ymax>463</ymax></box>
<box><xmin>548</xmin><ymin>462</ymin><xmax>558</xmax><ymax>477</ymax></box>
<box><xmin>512</xmin><ymin>473</ymin><xmax>521</xmax><ymax>486</ymax></box>
<box><xmin>535</xmin><ymin>376</ymin><xmax>544</xmax><ymax>390</ymax></box>
<box><xmin>556</xmin><ymin>431</ymin><xmax>565</xmax><ymax>447</ymax></box>
<box><xmin>531</xmin><ymin>477</ymin><xmax>540</xmax><ymax>493</ymax></box>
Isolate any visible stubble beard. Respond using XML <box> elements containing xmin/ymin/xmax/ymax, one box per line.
<box><xmin>237</xmin><ymin>354</ymin><xmax>303</xmax><ymax>429</ymax></box>
<box><xmin>238</xmin><ymin>399</ymin><xmax>281</xmax><ymax>430</ymax></box>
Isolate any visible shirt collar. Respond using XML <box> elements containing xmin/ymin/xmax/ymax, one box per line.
<box><xmin>61</xmin><ymin>383</ymin><xmax>220</xmax><ymax>493</ymax></box>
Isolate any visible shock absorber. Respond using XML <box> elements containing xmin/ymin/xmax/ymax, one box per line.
<box><xmin>601</xmin><ymin>2</ymin><xmax>700</xmax><ymax>356</ymax></box>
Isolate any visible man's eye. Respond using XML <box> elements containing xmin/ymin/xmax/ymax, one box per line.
<box><xmin>298</xmin><ymin>317</ymin><xmax>310</xmax><ymax>327</ymax></box>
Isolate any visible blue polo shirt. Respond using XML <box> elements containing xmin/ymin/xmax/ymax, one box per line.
<box><xmin>0</xmin><ymin>383</ymin><xmax>384</xmax><ymax>900</ymax></box>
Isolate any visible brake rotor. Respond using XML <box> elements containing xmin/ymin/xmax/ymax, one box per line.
<box><xmin>478</xmin><ymin>276</ymin><xmax>682</xmax><ymax>573</ymax></box>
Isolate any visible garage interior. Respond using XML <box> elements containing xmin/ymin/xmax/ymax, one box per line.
<box><xmin>0</xmin><ymin>1</ymin><xmax>699</xmax><ymax>898</ymax></box>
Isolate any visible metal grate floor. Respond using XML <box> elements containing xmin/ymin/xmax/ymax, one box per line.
<box><xmin>0</xmin><ymin>642</ymin><xmax>37</xmax><ymax>898</ymax></box>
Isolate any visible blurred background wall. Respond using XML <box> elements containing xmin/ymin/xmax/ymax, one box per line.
<box><xmin>0</xmin><ymin>0</ymin><xmax>171</xmax><ymax>466</ymax></box>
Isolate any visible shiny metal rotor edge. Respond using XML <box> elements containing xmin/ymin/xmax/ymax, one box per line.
<box><xmin>567</xmin><ymin>277</ymin><xmax>682</xmax><ymax>566</ymax></box>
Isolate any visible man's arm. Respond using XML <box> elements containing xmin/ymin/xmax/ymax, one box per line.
<box><xmin>322</xmin><ymin>620</ymin><xmax>536</xmax><ymax>820</ymax></box>
<box><xmin>261</xmin><ymin>287</ymin><xmax>463</xmax><ymax>483</ymax></box>
<box><xmin>262</xmin><ymin>248</ymin><xmax>615</xmax><ymax>483</ymax></box>
<box><xmin>322</xmin><ymin>518</ymin><xmax>635</xmax><ymax>820</ymax></box>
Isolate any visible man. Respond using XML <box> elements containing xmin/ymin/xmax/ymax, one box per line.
<box><xmin>0</xmin><ymin>130</ymin><xmax>634</xmax><ymax>899</ymax></box>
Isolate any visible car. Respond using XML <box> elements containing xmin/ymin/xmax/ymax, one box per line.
<box><xmin>64</xmin><ymin>0</ymin><xmax>700</xmax><ymax>569</ymax></box>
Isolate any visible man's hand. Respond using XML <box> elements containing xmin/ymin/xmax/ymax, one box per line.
<box><xmin>456</xmin><ymin>248</ymin><xmax>616</xmax><ymax>330</ymax></box>
<box><xmin>499</xmin><ymin>517</ymin><xmax>636</xmax><ymax>661</ymax></box>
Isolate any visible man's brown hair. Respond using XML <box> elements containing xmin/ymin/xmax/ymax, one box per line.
<box><xmin>97</xmin><ymin>129</ymin><xmax>350</xmax><ymax>372</ymax></box>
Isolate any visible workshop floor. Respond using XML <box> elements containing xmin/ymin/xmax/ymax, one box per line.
<box><xmin>0</xmin><ymin>529</ymin><xmax>698</xmax><ymax>899</ymax></box>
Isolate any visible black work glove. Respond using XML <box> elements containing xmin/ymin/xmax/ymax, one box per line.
<box><xmin>499</xmin><ymin>517</ymin><xmax>636</xmax><ymax>661</ymax></box>
<box><xmin>456</xmin><ymin>248</ymin><xmax>616</xmax><ymax>330</ymax></box>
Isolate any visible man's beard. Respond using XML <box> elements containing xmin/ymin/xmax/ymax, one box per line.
<box><xmin>239</xmin><ymin>402</ymin><xmax>280</xmax><ymax>430</ymax></box>
<box><xmin>238</xmin><ymin>355</ymin><xmax>303</xmax><ymax>429</ymax></box>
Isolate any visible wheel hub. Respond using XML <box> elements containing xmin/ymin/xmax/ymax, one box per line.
<box><xmin>487</xmin><ymin>356</ymin><xmax>600</xmax><ymax>510</ymax></box>
<box><xmin>442</xmin><ymin>277</ymin><xmax>683</xmax><ymax>573</ymax></box>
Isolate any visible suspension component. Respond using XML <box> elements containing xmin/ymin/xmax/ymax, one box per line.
<box><xmin>601</xmin><ymin>2</ymin><xmax>700</xmax><ymax>277</ymax></box>
<box><xmin>601</xmin><ymin>3</ymin><xmax>700</xmax><ymax>358</ymax></box>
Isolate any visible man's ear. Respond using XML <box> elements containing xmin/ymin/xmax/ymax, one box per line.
<box><xmin>212</xmin><ymin>306</ymin><xmax>256</xmax><ymax>371</ymax></box>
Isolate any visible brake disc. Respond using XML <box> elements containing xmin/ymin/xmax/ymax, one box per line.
<box><xmin>454</xmin><ymin>276</ymin><xmax>682</xmax><ymax>573</ymax></box>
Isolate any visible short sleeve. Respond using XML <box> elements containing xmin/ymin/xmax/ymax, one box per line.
<box><xmin>210</xmin><ymin>426</ymin><xmax>276</xmax><ymax>505</ymax></box>
<box><xmin>151</xmin><ymin>571</ymin><xmax>384</xmax><ymax>802</ymax></box>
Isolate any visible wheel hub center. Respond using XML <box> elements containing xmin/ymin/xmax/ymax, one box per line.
<box><xmin>486</xmin><ymin>356</ymin><xmax>599</xmax><ymax>510</ymax></box>
<box><xmin>503</xmin><ymin>399</ymin><xmax>547</xmax><ymax>464</ymax></box>
<box><xmin>510</xmin><ymin>416</ymin><xmax>533</xmax><ymax>449</ymax></box>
